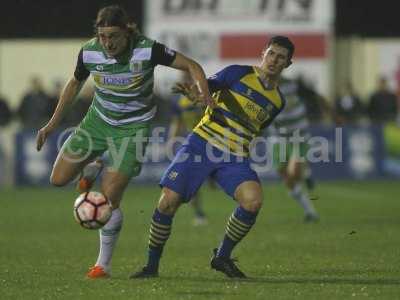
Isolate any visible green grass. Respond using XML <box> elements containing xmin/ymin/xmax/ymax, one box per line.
<box><xmin>1</xmin><ymin>181</ymin><xmax>400</xmax><ymax>299</ymax></box>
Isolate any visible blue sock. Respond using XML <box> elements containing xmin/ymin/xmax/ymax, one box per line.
<box><xmin>147</xmin><ymin>209</ymin><xmax>173</xmax><ymax>271</ymax></box>
<box><xmin>217</xmin><ymin>206</ymin><xmax>258</xmax><ymax>258</ymax></box>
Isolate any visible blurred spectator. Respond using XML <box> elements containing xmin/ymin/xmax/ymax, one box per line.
<box><xmin>335</xmin><ymin>81</ymin><xmax>364</xmax><ymax>124</ymax></box>
<box><xmin>367</xmin><ymin>77</ymin><xmax>398</xmax><ymax>123</ymax></box>
<box><xmin>17</xmin><ymin>76</ymin><xmax>52</xmax><ymax>130</ymax></box>
<box><xmin>0</xmin><ymin>94</ymin><xmax>12</xmax><ymax>127</ymax></box>
<box><xmin>295</xmin><ymin>75</ymin><xmax>323</xmax><ymax>123</ymax></box>
<box><xmin>59</xmin><ymin>84</ymin><xmax>93</xmax><ymax>128</ymax></box>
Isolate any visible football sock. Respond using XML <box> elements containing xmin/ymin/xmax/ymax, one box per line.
<box><xmin>304</xmin><ymin>164</ymin><xmax>312</xmax><ymax>179</ymax></box>
<box><xmin>304</xmin><ymin>165</ymin><xmax>315</xmax><ymax>190</ymax></box>
<box><xmin>217</xmin><ymin>206</ymin><xmax>258</xmax><ymax>258</ymax></box>
<box><xmin>290</xmin><ymin>183</ymin><xmax>316</xmax><ymax>215</ymax></box>
<box><xmin>95</xmin><ymin>208</ymin><xmax>123</xmax><ymax>272</ymax></box>
<box><xmin>147</xmin><ymin>209</ymin><xmax>173</xmax><ymax>271</ymax></box>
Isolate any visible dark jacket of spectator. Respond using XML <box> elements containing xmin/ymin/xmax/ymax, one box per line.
<box><xmin>295</xmin><ymin>76</ymin><xmax>323</xmax><ymax>123</ymax></box>
<box><xmin>17</xmin><ymin>76</ymin><xmax>52</xmax><ymax>130</ymax></box>
<box><xmin>335</xmin><ymin>82</ymin><xmax>364</xmax><ymax>124</ymax></box>
<box><xmin>368</xmin><ymin>77</ymin><xmax>398</xmax><ymax>123</ymax></box>
<box><xmin>0</xmin><ymin>96</ymin><xmax>12</xmax><ymax>127</ymax></box>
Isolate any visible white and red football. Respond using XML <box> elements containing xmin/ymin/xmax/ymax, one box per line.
<box><xmin>73</xmin><ymin>191</ymin><xmax>112</xmax><ymax>229</ymax></box>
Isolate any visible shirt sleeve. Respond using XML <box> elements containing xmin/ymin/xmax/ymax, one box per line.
<box><xmin>207</xmin><ymin>65</ymin><xmax>248</xmax><ymax>93</ymax></box>
<box><xmin>74</xmin><ymin>49</ymin><xmax>90</xmax><ymax>82</ymax></box>
<box><xmin>150</xmin><ymin>42</ymin><xmax>177</xmax><ymax>66</ymax></box>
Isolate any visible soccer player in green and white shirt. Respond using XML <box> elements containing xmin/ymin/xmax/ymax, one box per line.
<box><xmin>271</xmin><ymin>77</ymin><xmax>319</xmax><ymax>222</ymax></box>
<box><xmin>36</xmin><ymin>5</ymin><xmax>213</xmax><ymax>278</ymax></box>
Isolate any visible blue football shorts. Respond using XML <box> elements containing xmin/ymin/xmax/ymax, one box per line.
<box><xmin>160</xmin><ymin>133</ymin><xmax>259</xmax><ymax>201</ymax></box>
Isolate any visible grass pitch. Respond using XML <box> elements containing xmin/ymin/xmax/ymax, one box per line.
<box><xmin>1</xmin><ymin>180</ymin><xmax>400</xmax><ymax>299</ymax></box>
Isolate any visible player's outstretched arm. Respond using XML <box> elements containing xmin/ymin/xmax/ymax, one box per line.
<box><xmin>170</xmin><ymin>52</ymin><xmax>215</xmax><ymax>108</ymax></box>
<box><xmin>36</xmin><ymin>77</ymin><xmax>85</xmax><ymax>151</ymax></box>
<box><xmin>172</xmin><ymin>82</ymin><xmax>202</xmax><ymax>104</ymax></box>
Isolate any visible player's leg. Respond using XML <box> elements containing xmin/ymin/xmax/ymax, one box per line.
<box><xmin>211</xmin><ymin>159</ymin><xmax>261</xmax><ymax>278</ymax></box>
<box><xmin>190</xmin><ymin>191</ymin><xmax>208</xmax><ymax>226</ymax></box>
<box><xmin>50</xmin><ymin>129</ymin><xmax>101</xmax><ymax>186</ymax></box>
<box><xmin>51</xmin><ymin>114</ymin><xmax>106</xmax><ymax>187</ymax></box>
<box><xmin>191</xmin><ymin>178</ymin><xmax>215</xmax><ymax>225</ymax></box>
<box><xmin>88</xmin><ymin>124</ymin><xmax>150</xmax><ymax>278</ymax></box>
<box><xmin>131</xmin><ymin>139</ymin><xmax>212</xmax><ymax>278</ymax></box>
<box><xmin>76</xmin><ymin>158</ymin><xmax>104</xmax><ymax>192</ymax></box>
<box><xmin>304</xmin><ymin>161</ymin><xmax>316</xmax><ymax>191</ymax></box>
<box><xmin>50</xmin><ymin>152</ymin><xmax>94</xmax><ymax>186</ymax></box>
<box><xmin>219</xmin><ymin>180</ymin><xmax>262</xmax><ymax>258</ymax></box>
<box><xmin>285</xmin><ymin>158</ymin><xmax>318</xmax><ymax>222</ymax></box>
<box><xmin>87</xmin><ymin>169</ymin><xmax>130</xmax><ymax>278</ymax></box>
<box><xmin>130</xmin><ymin>187</ymin><xmax>183</xmax><ymax>278</ymax></box>
<box><xmin>279</xmin><ymin>160</ymin><xmax>303</xmax><ymax>194</ymax></box>
<box><xmin>211</xmin><ymin>181</ymin><xmax>262</xmax><ymax>278</ymax></box>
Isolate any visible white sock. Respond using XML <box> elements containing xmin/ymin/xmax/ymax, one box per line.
<box><xmin>290</xmin><ymin>184</ymin><xmax>316</xmax><ymax>216</ymax></box>
<box><xmin>95</xmin><ymin>208</ymin><xmax>123</xmax><ymax>272</ymax></box>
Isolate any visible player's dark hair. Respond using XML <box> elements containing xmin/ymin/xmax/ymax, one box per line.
<box><xmin>267</xmin><ymin>36</ymin><xmax>295</xmax><ymax>65</ymax></box>
<box><xmin>94</xmin><ymin>5</ymin><xmax>139</xmax><ymax>35</ymax></box>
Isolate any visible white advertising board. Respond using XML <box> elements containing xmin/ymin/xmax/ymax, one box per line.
<box><xmin>145</xmin><ymin>0</ymin><xmax>333</xmax><ymax>96</ymax></box>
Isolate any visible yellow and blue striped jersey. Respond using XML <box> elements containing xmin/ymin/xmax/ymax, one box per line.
<box><xmin>171</xmin><ymin>95</ymin><xmax>204</xmax><ymax>132</ymax></box>
<box><xmin>193</xmin><ymin>65</ymin><xmax>286</xmax><ymax>156</ymax></box>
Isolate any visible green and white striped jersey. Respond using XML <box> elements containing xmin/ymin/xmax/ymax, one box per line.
<box><xmin>74</xmin><ymin>34</ymin><xmax>176</xmax><ymax>127</ymax></box>
<box><xmin>272</xmin><ymin>78</ymin><xmax>309</xmax><ymax>136</ymax></box>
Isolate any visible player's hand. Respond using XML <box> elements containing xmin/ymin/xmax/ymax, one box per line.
<box><xmin>172</xmin><ymin>83</ymin><xmax>216</xmax><ymax>108</ymax></box>
<box><xmin>198</xmin><ymin>93</ymin><xmax>216</xmax><ymax>108</ymax></box>
<box><xmin>36</xmin><ymin>125</ymin><xmax>53</xmax><ymax>151</ymax></box>
<box><xmin>172</xmin><ymin>82</ymin><xmax>198</xmax><ymax>99</ymax></box>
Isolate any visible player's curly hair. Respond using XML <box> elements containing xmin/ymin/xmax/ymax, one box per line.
<box><xmin>94</xmin><ymin>5</ymin><xmax>140</xmax><ymax>36</ymax></box>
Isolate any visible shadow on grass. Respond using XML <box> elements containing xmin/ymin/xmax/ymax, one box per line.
<box><xmin>175</xmin><ymin>291</ymin><xmax>229</xmax><ymax>297</ymax></box>
<box><xmin>246</xmin><ymin>277</ymin><xmax>400</xmax><ymax>285</ymax></box>
<box><xmin>159</xmin><ymin>275</ymin><xmax>400</xmax><ymax>286</ymax></box>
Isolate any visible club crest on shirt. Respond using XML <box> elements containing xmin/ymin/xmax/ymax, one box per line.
<box><xmin>168</xmin><ymin>171</ymin><xmax>179</xmax><ymax>181</ymax></box>
<box><xmin>246</xmin><ymin>89</ymin><xmax>253</xmax><ymax>97</ymax></box>
<box><xmin>130</xmin><ymin>61</ymin><xmax>143</xmax><ymax>73</ymax></box>
<box><xmin>257</xmin><ymin>110</ymin><xmax>269</xmax><ymax>122</ymax></box>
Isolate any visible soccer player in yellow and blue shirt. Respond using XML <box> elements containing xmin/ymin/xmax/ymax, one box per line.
<box><xmin>131</xmin><ymin>36</ymin><xmax>294</xmax><ymax>278</ymax></box>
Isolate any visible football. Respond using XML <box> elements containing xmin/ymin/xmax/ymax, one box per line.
<box><xmin>73</xmin><ymin>191</ymin><xmax>112</xmax><ymax>229</ymax></box>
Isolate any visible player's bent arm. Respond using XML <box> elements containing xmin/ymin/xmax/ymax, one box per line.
<box><xmin>172</xmin><ymin>82</ymin><xmax>202</xmax><ymax>104</ymax></box>
<box><xmin>36</xmin><ymin>77</ymin><xmax>85</xmax><ymax>151</ymax></box>
<box><xmin>170</xmin><ymin>53</ymin><xmax>214</xmax><ymax>107</ymax></box>
<box><xmin>46</xmin><ymin>77</ymin><xmax>86</xmax><ymax>130</ymax></box>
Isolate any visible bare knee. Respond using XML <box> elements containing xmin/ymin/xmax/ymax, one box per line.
<box><xmin>50</xmin><ymin>153</ymin><xmax>87</xmax><ymax>187</ymax></box>
<box><xmin>235</xmin><ymin>181</ymin><xmax>263</xmax><ymax>213</ymax></box>
<box><xmin>280</xmin><ymin>167</ymin><xmax>298</xmax><ymax>190</ymax></box>
<box><xmin>158</xmin><ymin>188</ymin><xmax>182</xmax><ymax>216</ymax></box>
<box><xmin>287</xmin><ymin>160</ymin><xmax>303</xmax><ymax>182</ymax></box>
<box><xmin>240</xmin><ymin>194</ymin><xmax>263</xmax><ymax>213</ymax></box>
<box><xmin>284</xmin><ymin>173</ymin><xmax>296</xmax><ymax>189</ymax></box>
<box><xmin>49</xmin><ymin>171</ymin><xmax>70</xmax><ymax>187</ymax></box>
